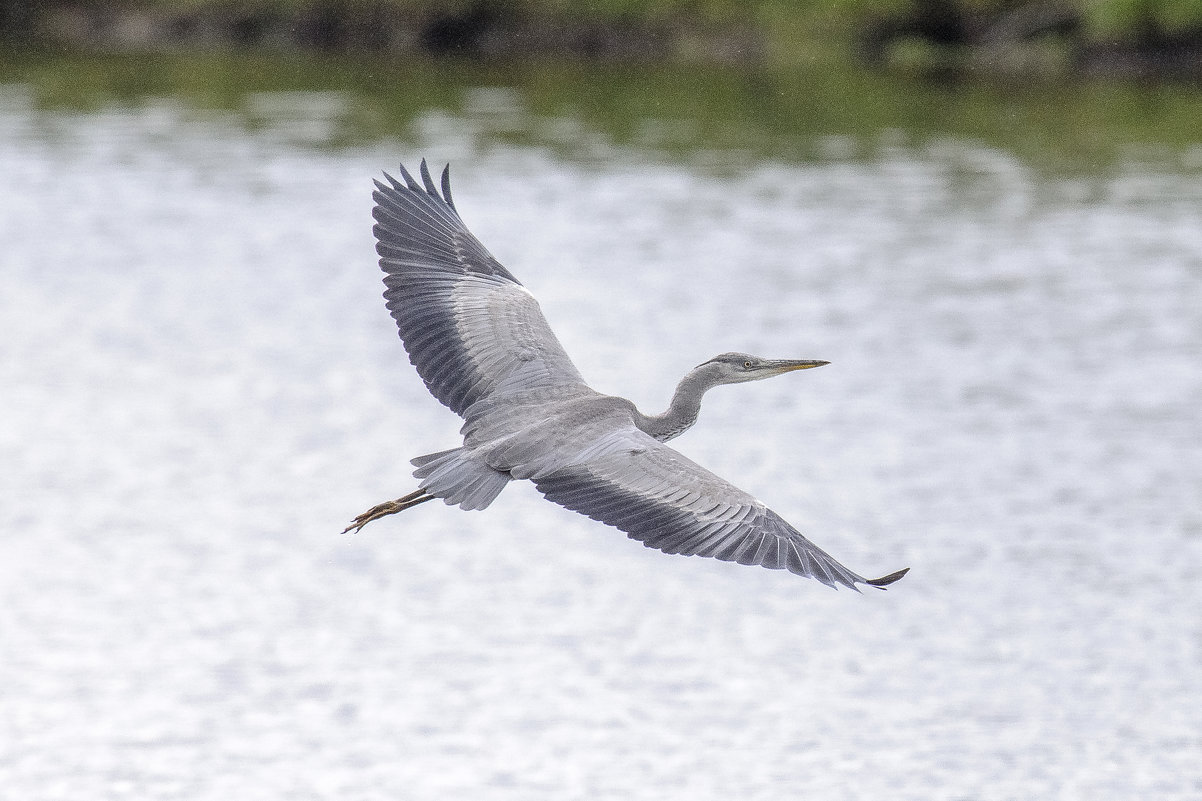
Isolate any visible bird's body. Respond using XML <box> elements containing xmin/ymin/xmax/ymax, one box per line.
<box><xmin>347</xmin><ymin>160</ymin><xmax>908</xmax><ymax>591</ymax></box>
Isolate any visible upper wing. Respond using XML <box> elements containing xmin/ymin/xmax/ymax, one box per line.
<box><xmin>531</xmin><ymin>426</ymin><xmax>908</xmax><ymax>591</ymax></box>
<box><xmin>372</xmin><ymin>161</ymin><xmax>587</xmax><ymax>416</ymax></box>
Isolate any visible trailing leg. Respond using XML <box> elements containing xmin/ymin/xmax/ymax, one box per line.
<box><xmin>342</xmin><ymin>488</ymin><xmax>436</xmax><ymax>533</ymax></box>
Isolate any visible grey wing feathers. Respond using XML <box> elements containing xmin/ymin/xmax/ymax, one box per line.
<box><xmin>532</xmin><ymin>432</ymin><xmax>907</xmax><ymax>590</ymax></box>
<box><xmin>373</xmin><ymin>160</ymin><xmax>586</xmax><ymax>416</ymax></box>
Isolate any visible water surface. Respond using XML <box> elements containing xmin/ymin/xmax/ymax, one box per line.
<box><xmin>1</xmin><ymin>55</ymin><xmax>1200</xmax><ymax>800</ymax></box>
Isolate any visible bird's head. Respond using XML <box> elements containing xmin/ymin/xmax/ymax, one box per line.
<box><xmin>696</xmin><ymin>352</ymin><xmax>829</xmax><ymax>386</ymax></box>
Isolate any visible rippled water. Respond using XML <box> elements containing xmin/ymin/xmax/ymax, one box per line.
<box><xmin>1</xmin><ymin>79</ymin><xmax>1200</xmax><ymax>800</ymax></box>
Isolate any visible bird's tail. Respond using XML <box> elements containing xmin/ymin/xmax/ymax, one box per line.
<box><xmin>411</xmin><ymin>448</ymin><xmax>511</xmax><ymax>511</ymax></box>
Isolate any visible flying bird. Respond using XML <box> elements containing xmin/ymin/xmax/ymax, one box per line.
<box><xmin>345</xmin><ymin>160</ymin><xmax>908</xmax><ymax>591</ymax></box>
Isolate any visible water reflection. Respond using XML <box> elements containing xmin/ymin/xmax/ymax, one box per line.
<box><xmin>4</xmin><ymin>51</ymin><xmax>1202</xmax><ymax>172</ymax></box>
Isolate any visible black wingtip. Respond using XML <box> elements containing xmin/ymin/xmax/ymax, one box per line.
<box><xmin>382</xmin><ymin>160</ymin><xmax>457</xmax><ymax>213</ymax></box>
<box><xmin>419</xmin><ymin>159</ymin><xmax>439</xmax><ymax>196</ymax></box>
<box><xmin>397</xmin><ymin>162</ymin><xmax>421</xmax><ymax>191</ymax></box>
<box><xmin>440</xmin><ymin>163</ymin><xmax>456</xmax><ymax>212</ymax></box>
<box><xmin>865</xmin><ymin>567</ymin><xmax>910</xmax><ymax>588</ymax></box>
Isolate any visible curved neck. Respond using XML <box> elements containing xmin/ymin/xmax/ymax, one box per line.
<box><xmin>633</xmin><ymin>367</ymin><xmax>716</xmax><ymax>442</ymax></box>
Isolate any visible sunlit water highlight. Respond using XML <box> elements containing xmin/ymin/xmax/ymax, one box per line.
<box><xmin>1</xmin><ymin>88</ymin><xmax>1200</xmax><ymax>800</ymax></box>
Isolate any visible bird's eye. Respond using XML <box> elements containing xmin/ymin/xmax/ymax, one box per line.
<box><xmin>743</xmin><ymin>360</ymin><xmax>753</xmax><ymax>369</ymax></box>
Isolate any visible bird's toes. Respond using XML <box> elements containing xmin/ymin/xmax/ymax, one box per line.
<box><xmin>341</xmin><ymin>516</ymin><xmax>369</xmax><ymax>535</ymax></box>
<box><xmin>342</xmin><ymin>504</ymin><xmax>392</xmax><ymax>534</ymax></box>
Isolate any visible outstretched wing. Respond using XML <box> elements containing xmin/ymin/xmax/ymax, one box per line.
<box><xmin>532</xmin><ymin>426</ymin><xmax>908</xmax><ymax>591</ymax></box>
<box><xmin>372</xmin><ymin>160</ymin><xmax>587</xmax><ymax>416</ymax></box>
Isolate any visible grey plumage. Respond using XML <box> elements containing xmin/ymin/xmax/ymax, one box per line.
<box><xmin>346</xmin><ymin>160</ymin><xmax>909</xmax><ymax>592</ymax></box>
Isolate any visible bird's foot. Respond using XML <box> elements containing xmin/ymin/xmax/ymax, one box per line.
<box><xmin>342</xmin><ymin>488</ymin><xmax>435</xmax><ymax>533</ymax></box>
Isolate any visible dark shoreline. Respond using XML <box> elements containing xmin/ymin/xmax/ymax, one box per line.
<box><xmin>4</xmin><ymin>2</ymin><xmax>763</xmax><ymax>66</ymax></box>
<box><xmin>4</xmin><ymin>1</ymin><xmax>1202</xmax><ymax>80</ymax></box>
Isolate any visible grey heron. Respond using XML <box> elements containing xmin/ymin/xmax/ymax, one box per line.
<box><xmin>345</xmin><ymin>160</ymin><xmax>909</xmax><ymax>591</ymax></box>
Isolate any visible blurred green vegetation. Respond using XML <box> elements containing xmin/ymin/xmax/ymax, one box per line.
<box><xmin>2</xmin><ymin>48</ymin><xmax>1199</xmax><ymax>177</ymax></box>
<box><xmin>84</xmin><ymin>0</ymin><xmax>1202</xmax><ymax>33</ymax></box>
<box><xmin>53</xmin><ymin>0</ymin><xmax>898</xmax><ymax>24</ymax></box>
<box><xmin>1084</xmin><ymin>0</ymin><xmax>1202</xmax><ymax>37</ymax></box>
<box><xmin>4</xmin><ymin>0</ymin><xmax>1202</xmax><ymax>58</ymax></box>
